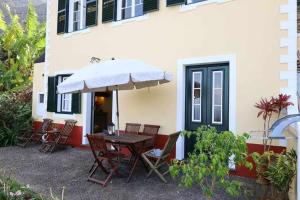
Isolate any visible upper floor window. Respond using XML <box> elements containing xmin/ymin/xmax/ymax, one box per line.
<box><xmin>72</xmin><ymin>0</ymin><xmax>82</xmax><ymax>31</ymax></box>
<box><xmin>57</xmin><ymin>0</ymin><xmax>98</xmax><ymax>34</ymax></box>
<box><xmin>119</xmin><ymin>0</ymin><xmax>143</xmax><ymax>20</ymax></box>
<box><xmin>102</xmin><ymin>0</ymin><xmax>158</xmax><ymax>23</ymax></box>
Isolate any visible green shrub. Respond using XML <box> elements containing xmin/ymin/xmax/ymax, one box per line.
<box><xmin>170</xmin><ymin>126</ymin><xmax>252</xmax><ymax>200</ymax></box>
<box><xmin>265</xmin><ymin>149</ymin><xmax>297</xmax><ymax>193</ymax></box>
<box><xmin>0</xmin><ymin>90</ymin><xmax>32</xmax><ymax>147</ymax></box>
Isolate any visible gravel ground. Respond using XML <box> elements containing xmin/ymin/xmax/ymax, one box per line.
<box><xmin>0</xmin><ymin>146</ymin><xmax>263</xmax><ymax>200</ymax></box>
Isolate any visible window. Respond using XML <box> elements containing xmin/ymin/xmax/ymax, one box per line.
<box><xmin>212</xmin><ymin>71</ymin><xmax>223</xmax><ymax>124</ymax></box>
<box><xmin>73</xmin><ymin>0</ymin><xmax>81</xmax><ymax>31</ymax></box>
<box><xmin>57</xmin><ymin>0</ymin><xmax>98</xmax><ymax>34</ymax></box>
<box><xmin>192</xmin><ymin>72</ymin><xmax>202</xmax><ymax>122</ymax></box>
<box><xmin>102</xmin><ymin>0</ymin><xmax>158</xmax><ymax>23</ymax></box>
<box><xmin>37</xmin><ymin>93</ymin><xmax>45</xmax><ymax>116</ymax></box>
<box><xmin>57</xmin><ymin>75</ymin><xmax>72</xmax><ymax>113</ymax></box>
<box><xmin>39</xmin><ymin>94</ymin><xmax>45</xmax><ymax>103</ymax></box>
<box><xmin>119</xmin><ymin>0</ymin><xmax>143</xmax><ymax>20</ymax></box>
<box><xmin>47</xmin><ymin>75</ymin><xmax>81</xmax><ymax>114</ymax></box>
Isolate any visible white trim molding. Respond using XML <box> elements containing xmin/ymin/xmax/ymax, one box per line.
<box><xmin>176</xmin><ymin>54</ymin><xmax>237</xmax><ymax>160</ymax></box>
<box><xmin>279</xmin><ymin>2</ymin><xmax>299</xmax><ymax>200</ymax></box>
<box><xmin>43</xmin><ymin>0</ymin><xmax>52</xmax><ymax>119</ymax></box>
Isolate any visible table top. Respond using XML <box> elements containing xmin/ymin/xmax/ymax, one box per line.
<box><xmin>94</xmin><ymin>133</ymin><xmax>153</xmax><ymax>144</ymax></box>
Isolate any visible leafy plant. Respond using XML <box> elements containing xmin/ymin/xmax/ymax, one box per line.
<box><xmin>170</xmin><ymin>126</ymin><xmax>252</xmax><ymax>200</ymax></box>
<box><xmin>0</xmin><ymin>90</ymin><xmax>32</xmax><ymax>147</ymax></box>
<box><xmin>265</xmin><ymin>149</ymin><xmax>297</xmax><ymax>194</ymax></box>
<box><xmin>254</xmin><ymin>94</ymin><xmax>294</xmax><ymax>151</ymax></box>
<box><xmin>0</xmin><ymin>2</ymin><xmax>45</xmax><ymax>92</ymax></box>
<box><xmin>0</xmin><ymin>169</ymin><xmax>66</xmax><ymax>200</ymax></box>
<box><xmin>252</xmin><ymin>151</ymin><xmax>278</xmax><ymax>184</ymax></box>
<box><xmin>252</xmin><ymin>150</ymin><xmax>297</xmax><ymax>200</ymax></box>
<box><xmin>0</xmin><ymin>169</ymin><xmax>43</xmax><ymax>200</ymax></box>
<box><xmin>255</xmin><ymin>98</ymin><xmax>277</xmax><ymax>151</ymax></box>
<box><xmin>271</xmin><ymin>94</ymin><xmax>294</xmax><ymax>118</ymax></box>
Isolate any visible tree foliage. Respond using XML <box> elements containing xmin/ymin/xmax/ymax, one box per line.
<box><xmin>0</xmin><ymin>2</ymin><xmax>45</xmax><ymax>92</ymax></box>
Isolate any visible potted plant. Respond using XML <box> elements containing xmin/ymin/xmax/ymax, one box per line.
<box><xmin>252</xmin><ymin>151</ymin><xmax>278</xmax><ymax>185</ymax></box>
<box><xmin>265</xmin><ymin>149</ymin><xmax>297</xmax><ymax>200</ymax></box>
<box><xmin>253</xmin><ymin>94</ymin><xmax>294</xmax><ymax>185</ymax></box>
<box><xmin>170</xmin><ymin>126</ymin><xmax>252</xmax><ymax>200</ymax></box>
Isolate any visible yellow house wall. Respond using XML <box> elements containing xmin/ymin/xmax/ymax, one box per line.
<box><xmin>36</xmin><ymin>0</ymin><xmax>291</xmax><ymax>139</ymax></box>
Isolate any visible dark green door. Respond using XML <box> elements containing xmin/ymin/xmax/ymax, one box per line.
<box><xmin>185</xmin><ymin>63</ymin><xmax>229</xmax><ymax>156</ymax></box>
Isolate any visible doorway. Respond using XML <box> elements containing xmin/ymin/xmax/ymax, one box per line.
<box><xmin>185</xmin><ymin>63</ymin><xmax>229</xmax><ymax>156</ymax></box>
<box><xmin>91</xmin><ymin>92</ymin><xmax>113</xmax><ymax>133</ymax></box>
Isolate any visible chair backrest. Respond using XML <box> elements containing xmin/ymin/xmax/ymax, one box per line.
<box><xmin>87</xmin><ymin>134</ymin><xmax>108</xmax><ymax>158</ymax></box>
<box><xmin>125</xmin><ymin>123</ymin><xmax>141</xmax><ymax>135</ymax></box>
<box><xmin>38</xmin><ymin>118</ymin><xmax>53</xmax><ymax>134</ymax></box>
<box><xmin>142</xmin><ymin>124</ymin><xmax>160</xmax><ymax>136</ymax></box>
<box><xmin>61</xmin><ymin>120</ymin><xmax>77</xmax><ymax>137</ymax></box>
<box><xmin>161</xmin><ymin>132</ymin><xmax>180</xmax><ymax>158</ymax></box>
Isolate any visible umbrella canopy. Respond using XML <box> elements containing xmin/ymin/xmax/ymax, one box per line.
<box><xmin>57</xmin><ymin>59</ymin><xmax>172</xmax><ymax>94</ymax></box>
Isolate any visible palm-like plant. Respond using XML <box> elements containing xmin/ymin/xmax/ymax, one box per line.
<box><xmin>0</xmin><ymin>2</ymin><xmax>45</xmax><ymax>92</ymax></box>
<box><xmin>255</xmin><ymin>98</ymin><xmax>277</xmax><ymax>150</ymax></box>
<box><xmin>271</xmin><ymin>94</ymin><xmax>294</xmax><ymax>118</ymax></box>
<box><xmin>255</xmin><ymin>94</ymin><xmax>294</xmax><ymax>151</ymax></box>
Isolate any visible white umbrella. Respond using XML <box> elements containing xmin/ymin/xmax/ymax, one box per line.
<box><xmin>57</xmin><ymin>59</ymin><xmax>172</xmax><ymax>133</ymax></box>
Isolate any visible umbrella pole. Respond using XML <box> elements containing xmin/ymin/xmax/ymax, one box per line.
<box><xmin>116</xmin><ymin>88</ymin><xmax>120</xmax><ymax>136</ymax></box>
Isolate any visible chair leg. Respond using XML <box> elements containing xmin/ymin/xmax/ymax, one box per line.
<box><xmin>142</xmin><ymin>155</ymin><xmax>168</xmax><ymax>183</ymax></box>
<box><xmin>88</xmin><ymin>160</ymin><xmax>118</xmax><ymax>187</ymax></box>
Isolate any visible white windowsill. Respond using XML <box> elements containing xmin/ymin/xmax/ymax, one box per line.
<box><xmin>53</xmin><ymin>113</ymin><xmax>76</xmax><ymax>119</ymax></box>
<box><xmin>111</xmin><ymin>14</ymin><xmax>150</xmax><ymax>27</ymax></box>
<box><xmin>62</xmin><ymin>28</ymin><xmax>91</xmax><ymax>38</ymax></box>
<box><xmin>180</xmin><ymin>0</ymin><xmax>233</xmax><ymax>12</ymax></box>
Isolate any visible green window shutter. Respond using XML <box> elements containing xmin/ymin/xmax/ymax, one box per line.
<box><xmin>72</xmin><ymin>93</ymin><xmax>81</xmax><ymax>114</ymax></box>
<box><xmin>86</xmin><ymin>0</ymin><xmax>98</xmax><ymax>27</ymax></box>
<box><xmin>143</xmin><ymin>0</ymin><xmax>159</xmax><ymax>13</ymax></box>
<box><xmin>166</xmin><ymin>0</ymin><xmax>185</xmax><ymax>6</ymax></box>
<box><xmin>102</xmin><ymin>0</ymin><xmax>116</xmax><ymax>23</ymax></box>
<box><xmin>47</xmin><ymin>77</ymin><xmax>57</xmax><ymax>112</ymax></box>
<box><xmin>57</xmin><ymin>0</ymin><xmax>69</xmax><ymax>34</ymax></box>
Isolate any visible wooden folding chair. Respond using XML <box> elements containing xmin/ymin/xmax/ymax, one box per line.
<box><xmin>141</xmin><ymin>124</ymin><xmax>160</xmax><ymax>149</ymax></box>
<box><xmin>141</xmin><ymin>132</ymin><xmax>180</xmax><ymax>183</ymax></box>
<box><xmin>87</xmin><ymin>134</ymin><xmax>122</xmax><ymax>187</ymax></box>
<box><xmin>39</xmin><ymin>120</ymin><xmax>77</xmax><ymax>153</ymax></box>
<box><xmin>125</xmin><ymin>123</ymin><xmax>141</xmax><ymax>135</ymax></box>
<box><xmin>17</xmin><ymin>118</ymin><xmax>53</xmax><ymax>147</ymax></box>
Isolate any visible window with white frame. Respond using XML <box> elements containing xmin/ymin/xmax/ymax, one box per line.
<box><xmin>68</xmin><ymin>0</ymin><xmax>86</xmax><ymax>32</ymax></box>
<box><xmin>118</xmin><ymin>0</ymin><xmax>143</xmax><ymax>20</ymax></box>
<box><xmin>73</xmin><ymin>0</ymin><xmax>81</xmax><ymax>31</ymax></box>
<box><xmin>57</xmin><ymin>75</ymin><xmax>72</xmax><ymax>113</ymax></box>
<box><xmin>211</xmin><ymin>71</ymin><xmax>223</xmax><ymax>124</ymax></box>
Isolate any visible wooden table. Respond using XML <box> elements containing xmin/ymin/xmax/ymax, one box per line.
<box><xmin>95</xmin><ymin>133</ymin><xmax>153</xmax><ymax>182</ymax></box>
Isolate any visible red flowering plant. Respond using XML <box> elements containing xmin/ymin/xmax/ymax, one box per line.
<box><xmin>271</xmin><ymin>94</ymin><xmax>294</xmax><ymax>118</ymax></box>
<box><xmin>255</xmin><ymin>98</ymin><xmax>277</xmax><ymax>151</ymax></box>
<box><xmin>255</xmin><ymin>94</ymin><xmax>294</xmax><ymax>151</ymax></box>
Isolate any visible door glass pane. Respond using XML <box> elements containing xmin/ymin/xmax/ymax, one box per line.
<box><xmin>192</xmin><ymin>72</ymin><xmax>202</xmax><ymax>122</ymax></box>
<box><xmin>194</xmin><ymin>105</ymin><xmax>200</xmax><ymax>121</ymax></box>
<box><xmin>213</xmin><ymin>106</ymin><xmax>222</xmax><ymax>123</ymax></box>
<box><xmin>212</xmin><ymin>71</ymin><xmax>223</xmax><ymax>124</ymax></box>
